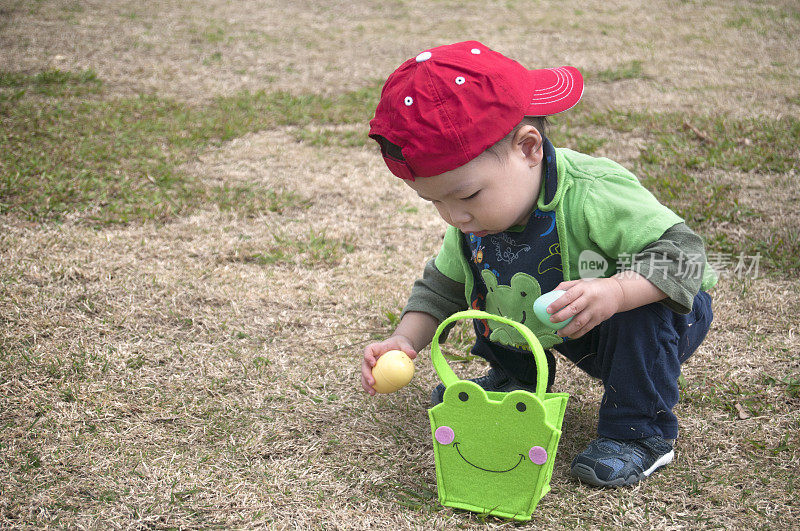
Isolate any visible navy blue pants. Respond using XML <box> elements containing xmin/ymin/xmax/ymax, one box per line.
<box><xmin>473</xmin><ymin>291</ymin><xmax>713</xmax><ymax>440</ymax></box>
<box><xmin>553</xmin><ymin>291</ymin><xmax>713</xmax><ymax>440</ymax></box>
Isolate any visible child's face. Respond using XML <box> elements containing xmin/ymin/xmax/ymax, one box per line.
<box><xmin>406</xmin><ymin>131</ymin><xmax>543</xmax><ymax>237</ymax></box>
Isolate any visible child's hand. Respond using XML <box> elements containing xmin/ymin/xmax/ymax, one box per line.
<box><xmin>361</xmin><ymin>336</ymin><xmax>418</xmax><ymax>395</ymax></box>
<box><xmin>547</xmin><ymin>278</ymin><xmax>625</xmax><ymax>339</ymax></box>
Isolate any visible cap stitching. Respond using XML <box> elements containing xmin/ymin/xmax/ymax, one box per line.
<box><xmin>530</xmin><ymin>68</ymin><xmax>575</xmax><ymax>104</ymax></box>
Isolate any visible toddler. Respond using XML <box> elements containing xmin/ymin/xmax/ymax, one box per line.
<box><xmin>360</xmin><ymin>41</ymin><xmax>715</xmax><ymax>487</ymax></box>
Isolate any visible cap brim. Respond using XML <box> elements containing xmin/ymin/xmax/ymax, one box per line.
<box><xmin>525</xmin><ymin>66</ymin><xmax>584</xmax><ymax>116</ymax></box>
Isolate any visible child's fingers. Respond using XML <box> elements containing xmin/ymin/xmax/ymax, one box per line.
<box><xmin>547</xmin><ymin>284</ymin><xmax>582</xmax><ymax>315</ymax></box>
<box><xmin>557</xmin><ymin>316</ymin><xmax>580</xmax><ymax>338</ymax></box>
<box><xmin>361</xmin><ymin>378</ymin><xmax>376</xmax><ymax>395</ymax></box>
<box><xmin>550</xmin><ymin>294</ymin><xmax>587</xmax><ymax>323</ymax></box>
<box><xmin>555</xmin><ymin>303</ymin><xmax>585</xmax><ymax>337</ymax></box>
<box><xmin>361</xmin><ymin>358</ymin><xmax>375</xmax><ymax>385</ymax></box>
<box><xmin>376</xmin><ymin>336</ymin><xmax>417</xmax><ymax>360</ymax></box>
<box><xmin>557</xmin><ymin>309</ymin><xmax>600</xmax><ymax>339</ymax></box>
<box><xmin>553</xmin><ymin>279</ymin><xmax>582</xmax><ymax>292</ymax></box>
<box><xmin>362</xmin><ymin>346</ymin><xmax>378</xmax><ymax>368</ymax></box>
<box><xmin>361</xmin><ymin>357</ymin><xmax>377</xmax><ymax>394</ymax></box>
<box><xmin>392</xmin><ymin>338</ymin><xmax>418</xmax><ymax>360</ymax></box>
<box><xmin>361</xmin><ymin>343</ymin><xmax>383</xmax><ymax>394</ymax></box>
<box><xmin>558</xmin><ymin>318</ymin><xmax>594</xmax><ymax>339</ymax></box>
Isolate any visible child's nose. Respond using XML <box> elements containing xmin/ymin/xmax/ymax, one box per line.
<box><xmin>448</xmin><ymin>206</ymin><xmax>472</xmax><ymax>225</ymax></box>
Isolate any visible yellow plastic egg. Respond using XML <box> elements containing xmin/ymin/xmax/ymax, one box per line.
<box><xmin>372</xmin><ymin>350</ymin><xmax>415</xmax><ymax>394</ymax></box>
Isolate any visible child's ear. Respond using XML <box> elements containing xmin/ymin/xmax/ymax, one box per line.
<box><xmin>514</xmin><ymin>126</ymin><xmax>544</xmax><ymax>167</ymax></box>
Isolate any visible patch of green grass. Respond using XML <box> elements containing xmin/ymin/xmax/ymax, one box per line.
<box><xmin>736</xmin><ymin>227</ymin><xmax>800</xmax><ymax>273</ymax></box>
<box><xmin>242</xmin><ymin>248</ymin><xmax>290</xmax><ymax>266</ymax></box>
<box><xmin>0</xmin><ymin>69</ymin><xmax>102</xmax><ymax>98</ymax></box>
<box><xmin>20</xmin><ymin>450</ymin><xmax>42</xmax><ymax>472</ymax></box>
<box><xmin>126</xmin><ymin>354</ymin><xmax>145</xmax><ymax>370</ymax></box>
<box><xmin>233</xmin><ymin>230</ymin><xmax>355</xmax><ymax>268</ymax></box>
<box><xmin>0</xmin><ymin>69</ymin><xmax>380</xmax><ymax>225</ymax></box>
<box><xmin>376</xmin><ymin>479</ymin><xmax>437</xmax><ymax>512</ymax></box>
<box><xmin>383</xmin><ymin>309</ymin><xmax>402</xmax><ymax>328</ymax></box>
<box><xmin>1</xmin><ymin>340</ymin><xmax>111</xmax><ymax>385</ymax></box>
<box><xmin>567</xmin><ymin>133</ymin><xmax>607</xmax><ymax>155</ymax></box>
<box><xmin>595</xmin><ymin>60</ymin><xmax>646</xmax><ymax>82</ymax></box>
<box><xmin>203</xmin><ymin>51</ymin><xmax>223</xmax><ymax>65</ymax></box>
<box><xmin>62</xmin><ymin>2</ymin><xmax>83</xmax><ymax>14</ymax></box>
<box><xmin>439</xmin><ymin>319</ymin><xmax>481</xmax><ymax>362</ymax></box>
<box><xmin>725</xmin><ymin>16</ymin><xmax>752</xmax><ymax>29</ymax></box>
<box><xmin>209</xmin><ymin>186</ymin><xmax>310</xmax><ymax>217</ymax></box>
<box><xmin>275</xmin><ymin>229</ymin><xmax>356</xmax><ymax>267</ymax></box>
<box><xmin>292</xmin><ymin>128</ymin><xmax>370</xmax><ymax>148</ymax></box>
<box><xmin>763</xmin><ymin>374</ymin><xmax>800</xmax><ymax>399</ymax></box>
<box><xmin>188</xmin><ymin>22</ymin><xmax>228</xmax><ymax>45</ymax></box>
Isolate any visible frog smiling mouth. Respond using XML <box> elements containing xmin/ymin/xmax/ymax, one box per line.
<box><xmin>495</xmin><ymin>308</ymin><xmax>529</xmax><ymax>326</ymax></box>
<box><xmin>453</xmin><ymin>443</ymin><xmax>524</xmax><ymax>473</ymax></box>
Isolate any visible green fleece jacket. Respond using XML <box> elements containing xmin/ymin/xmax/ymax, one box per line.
<box><xmin>405</xmin><ymin>148</ymin><xmax>717</xmax><ymax>324</ymax></box>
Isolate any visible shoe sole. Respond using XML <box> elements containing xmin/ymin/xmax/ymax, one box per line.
<box><xmin>571</xmin><ymin>449</ymin><xmax>675</xmax><ymax>487</ymax></box>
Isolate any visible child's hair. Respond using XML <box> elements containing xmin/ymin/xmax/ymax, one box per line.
<box><xmin>486</xmin><ymin>116</ymin><xmax>549</xmax><ymax>161</ymax></box>
<box><xmin>486</xmin><ymin>116</ymin><xmax>550</xmax><ymax>164</ymax></box>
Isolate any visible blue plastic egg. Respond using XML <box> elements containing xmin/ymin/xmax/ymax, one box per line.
<box><xmin>533</xmin><ymin>290</ymin><xmax>572</xmax><ymax>330</ymax></box>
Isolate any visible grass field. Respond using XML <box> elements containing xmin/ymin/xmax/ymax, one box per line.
<box><xmin>1</xmin><ymin>0</ymin><xmax>799</xmax><ymax>528</ymax></box>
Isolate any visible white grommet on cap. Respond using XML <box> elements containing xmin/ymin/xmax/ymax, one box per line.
<box><xmin>404</xmin><ymin>96</ymin><xmax>413</xmax><ymax>106</ymax></box>
<box><xmin>416</xmin><ymin>51</ymin><xmax>432</xmax><ymax>62</ymax></box>
<box><xmin>471</xmin><ymin>48</ymin><xmax>481</xmax><ymax>54</ymax></box>
<box><xmin>455</xmin><ymin>76</ymin><xmax>465</xmax><ymax>85</ymax></box>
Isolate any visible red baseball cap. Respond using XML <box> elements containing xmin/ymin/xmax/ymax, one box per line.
<box><xmin>369</xmin><ymin>41</ymin><xmax>583</xmax><ymax>180</ymax></box>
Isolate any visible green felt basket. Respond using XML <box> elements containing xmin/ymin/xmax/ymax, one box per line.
<box><xmin>428</xmin><ymin>310</ymin><xmax>569</xmax><ymax>521</ymax></box>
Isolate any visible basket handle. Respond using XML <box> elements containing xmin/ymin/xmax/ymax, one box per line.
<box><xmin>430</xmin><ymin>310</ymin><xmax>550</xmax><ymax>400</ymax></box>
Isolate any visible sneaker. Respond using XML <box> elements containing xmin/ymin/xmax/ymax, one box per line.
<box><xmin>430</xmin><ymin>366</ymin><xmax>537</xmax><ymax>405</ymax></box>
<box><xmin>570</xmin><ymin>436</ymin><xmax>675</xmax><ymax>487</ymax></box>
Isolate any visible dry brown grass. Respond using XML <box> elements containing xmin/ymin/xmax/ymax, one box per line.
<box><xmin>3</xmin><ymin>0</ymin><xmax>799</xmax><ymax>117</ymax></box>
<box><xmin>2</xmin><ymin>0</ymin><xmax>799</xmax><ymax>528</ymax></box>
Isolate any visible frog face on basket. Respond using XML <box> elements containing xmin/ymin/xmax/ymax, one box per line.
<box><xmin>432</xmin><ymin>381</ymin><xmax>552</xmax><ymax>475</ymax></box>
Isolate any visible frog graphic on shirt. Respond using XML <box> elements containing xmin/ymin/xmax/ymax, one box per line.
<box><xmin>480</xmin><ymin>270</ymin><xmax>561</xmax><ymax>350</ymax></box>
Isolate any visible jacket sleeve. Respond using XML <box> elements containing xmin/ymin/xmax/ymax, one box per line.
<box><xmin>402</xmin><ymin>256</ymin><xmax>469</xmax><ymax>322</ymax></box>
<box><xmin>629</xmin><ymin>222</ymin><xmax>707</xmax><ymax>314</ymax></box>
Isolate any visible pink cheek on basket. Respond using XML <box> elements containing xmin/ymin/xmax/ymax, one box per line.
<box><xmin>529</xmin><ymin>446</ymin><xmax>547</xmax><ymax>465</ymax></box>
<box><xmin>435</xmin><ymin>426</ymin><xmax>455</xmax><ymax>445</ymax></box>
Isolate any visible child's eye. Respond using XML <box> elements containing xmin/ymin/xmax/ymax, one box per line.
<box><xmin>463</xmin><ymin>191</ymin><xmax>480</xmax><ymax>200</ymax></box>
